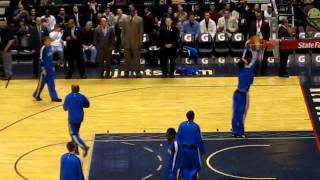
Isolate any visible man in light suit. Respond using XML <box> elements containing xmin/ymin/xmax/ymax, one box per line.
<box><xmin>200</xmin><ymin>12</ymin><xmax>216</xmax><ymax>38</ymax></box>
<box><xmin>122</xmin><ymin>5</ymin><xmax>144</xmax><ymax>78</ymax></box>
<box><xmin>94</xmin><ymin>18</ymin><xmax>115</xmax><ymax>78</ymax></box>
<box><xmin>217</xmin><ymin>10</ymin><xmax>238</xmax><ymax>37</ymax></box>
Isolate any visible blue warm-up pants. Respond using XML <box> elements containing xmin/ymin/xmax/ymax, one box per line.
<box><xmin>232</xmin><ymin>90</ymin><xmax>249</xmax><ymax>136</ymax></box>
<box><xmin>68</xmin><ymin>123</ymin><xmax>88</xmax><ymax>150</ymax></box>
<box><xmin>34</xmin><ymin>71</ymin><xmax>58</xmax><ymax>99</ymax></box>
<box><xmin>177</xmin><ymin>146</ymin><xmax>201</xmax><ymax>180</ymax></box>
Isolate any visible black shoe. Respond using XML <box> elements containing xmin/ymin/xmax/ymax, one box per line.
<box><xmin>83</xmin><ymin>146</ymin><xmax>90</xmax><ymax>157</ymax></box>
<box><xmin>34</xmin><ymin>96</ymin><xmax>42</xmax><ymax>101</ymax></box>
<box><xmin>80</xmin><ymin>75</ymin><xmax>87</xmax><ymax>79</ymax></box>
<box><xmin>124</xmin><ymin>74</ymin><xmax>129</xmax><ymax>78</ymax></box>
<box><xmin>169</xmin><ymin>75</ymin><xmax>174</xmax><ymax>78</ymax></box>
<box><xmin>65</xmin><ymin>75</ymin><xmax>72</xmax><ymax>79</ymax></box>
<box><xmin>52</xmin><ymin>98</ymin><xmax>62</xmax><ymax>102</ymax></box>
<box><xmin>136</xmin><ymin>74</ymin><xmax>142</xmax><ymax>78</ymax></box>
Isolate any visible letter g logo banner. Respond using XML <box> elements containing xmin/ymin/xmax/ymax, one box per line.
<box><xmin>234</xmin><ymin>33</ymin><xmax>242</xmax><ymax>41</ymax></box>
<box><xmin>184</xmin><ymin>34</ymin><xmax>192</xmax><ymax>42</ymax></box>
<box><xmin>201</xmin><ymin>34</ymin><xmax>209</xmax><ymax>42</ymax></box>
<box><xmin>217</xmin><ymin>33</ymin><xmax>226</xmax><ymax>41</ymax></box>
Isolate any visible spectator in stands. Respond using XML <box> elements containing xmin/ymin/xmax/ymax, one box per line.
<box><xmin>41</xmin><ymin>9</ymin><xmax>56</xmax><ymax>31</ymax></box>
<box><xmin>56</xmin><ymin>7</ymin><xmax>69</xmax><ymax>27</ymax></box>
<box><xmin>192</xmin><ymin>4</ymin><xmax>204</xmax><ymax>22</ymax></box>
<box><xmin>29</xmin><ymin>8</ymin><xmax>37</xmax><ymax>26</ymax></box>
<box><xmin>39</xmin><ymin>0</ymin><xmax>50</xmax><ymax>7</ymax></box>
<box><xmin>31</xmin><ymin>17</ymin><xmax>49</xmax><ymax>78</ymax></box>
<box><xmin>200</xmin><ymin>12</ymin><xmax>217</xmax><ymax>38</ymax></box>
<box><xmin>0</xmin><ymin>18</ymin><xmax>14</xmax><ymax>80</ymax></box>
<box><xmin>86</xmin><ymin>0</ymin><xmax>99</xmax><ymax>27</ymax></box>
<box><xmin>252</xmin><ymin>3</ymin><xmax>261</xmax><ymax>17</ymax></box>
<box><xmin>49</xmin><ymin>24</ymin><xmax>64</xmax><ymax>67</ymax></box>
<box><xmin>174</xmin><ymin>4</ymin><xmax>188</xmax><ymax>23</ymax></box>
<box><xmin>278</xmin><ymin>17</ymin><xmax>293</xmax><ymax>77</ymax></box>
<box><xmin>103</xmin><ymin>6</ymin><xmax>115</xmax><ymax>27</ymax></box>
<box><xmin>94</xmin><ymin>18</ymin><xmax>115</xmax><ymax>78</ymax></box>
<box><xmin>159</xmin><ymin>16</ymin><xmax>180</xmax><ymax>78</ymax></box>
<box><xmin>161</xmin><ymin>6</ymin><xmax>175</xmax><ymax>26</ymax></box>
<box><xmin>122</xmin><ymin>5</ymin><xmax>144</xmax><ymax>78</ymax></box>
<box><xmin>176</xmin><ymin>21</ymin><xmax>183</xmax><ymax>37</ymax></box>
<box><xmin>82</xmin><ymin>21</ymin><xmax>97</xmax><ymax>65</ymax></box>
<box><xmin>71</xmin><ymin>5</ymin><xmax>84</xmax><ymax>28</ymax></box>
<box><xmin>217</xmin><ymin>10</ymin><xmax>239</xmax><ymax>36</ymax></box>
<box><xmin>249</xmin><ymin>11</ymin><xmax>270</xmax><ymax>75</ymax></box>
<box><xmin>63</xmin><ymin>19</ymin><xmax>86</xmax><ymax>79</ymax></box>
<box><xmin>182</xmin><ymin>12</ymin><xmax>200</xmax><ymax>39</ymax></box>
<box><xmin>16</xmin><ymin>20</ymin><xmax>32</xmax><ymax>51</ymax></box>
<box><xmin>237</xmin><ymin>0</ymin><xmax>253</xmax><ymax>37</ymax></box>
<box><xmin>13</xmin><ymin>4</ymin><xmax>30</xmax><ymax>24</ymax></box>
<box><xmin>220</xmin><ymin>3</ymin><xmax>239</xmax><ymax>22</ymax></box>
<box><xmin>209</xmin><ymin>4</ymin><xmax>221</xmax><ymax>24</ymax></box>
<box><xmin>114</xmin><ymin>8</ymin><xmax>127</xmax><ymax>52</ymax></box>
<box><xmin>264</xmin><ymin>4</ymin><xmax>273</xmax><ymax>26</ymax></box>
<box><xmin>144</xmin><ymin>7</ymin><xmax>158</xmax><ymax>46</ymax></box>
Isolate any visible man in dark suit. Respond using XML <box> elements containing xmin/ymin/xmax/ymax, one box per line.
<box><xmin>31</xmin><ymin>17</ymin><xmax>49</xmax><ymax>78</ymax></box>
<box><xmin>159</xmin><ymin>17</ymin><xmax>180</xmax><ymax>78</ymax></box>
<box><xmin>71</xmin><ymin>5</ymin><xmax>84</xmax><ymax>27</ymax></box>
<box><xmin>278</xmin><ymin>17</ymin><xmax>293</xmax><ymax>77</ymax></box>
<box><xmin>122</xmin><ymin>5</ymin><xmax>144</xmax><ymax>78</ymax></box>
<box><xmin>249</xmin><ymin>11</ymin><xmax>270</xmax><ymax>75</ymax></box>
<box><xmin>63</xmin><ymin>19</ymin><xmax>85</xmax><ymax>79</ymax></box>
<box><xmin>94</xmin><ymin>17</ymin><xmax>115</xmax><ymax>78</ymax></box>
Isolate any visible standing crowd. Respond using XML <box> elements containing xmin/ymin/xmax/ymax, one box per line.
<box><xmin>0</xmin><ymin>0</ymin><xmax>296</xmax><ymax>80</ymax></box>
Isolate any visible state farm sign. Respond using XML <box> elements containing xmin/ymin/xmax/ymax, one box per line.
<box><xmin>280</xmin><ymin>39</ymin><xmax>320</xmax><ymax>50</ymax></box>
<box><xmin>298</xmin><ymin>42</ymin><xmax>320</xmax><ymax>48</ymax></box>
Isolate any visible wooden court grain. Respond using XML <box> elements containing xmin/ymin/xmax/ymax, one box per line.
<box><xmin>0</xmin><ymin>77</ymin><xmax>311</xmax><ymax>179</ymax></box>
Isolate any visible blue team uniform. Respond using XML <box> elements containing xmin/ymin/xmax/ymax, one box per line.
<box><xmin>176</xmin><ymin>120</ymin><xmax>204</xmax><ymax>179</ymax></box>
<box><xmin>166</xmin><ymin>140</ymin><xmax>179</xmax><ymax>180</ymax></box>
<box><xmin>33</xmin><ymin>45</ymin><xmax>59</xmax><ymax>100</ymax></box>
<box><xmin>60</xmin><ymin>153</ymin><xmax>84</xmax><ymax>180</ymax></box>
<box><xmin>63</xmin><ymin>92</ymin><xmax>90</xmax><ymax>150</ymax></box>
<box><xmin>232</xmin><ymin>49</ymin><xmax>259</xmax><ymax>136</ymax></box>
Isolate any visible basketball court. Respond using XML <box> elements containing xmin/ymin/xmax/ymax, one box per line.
<box><xmin>0</xmin><ymin>76</ymin><xmax>318</xmax><ymax>179</ymax></box>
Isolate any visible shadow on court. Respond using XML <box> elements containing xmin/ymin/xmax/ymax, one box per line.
<box><xmin>88</xmin><ymin>132</ymin><xmax>320</xmax><ymax>180</ymax></box>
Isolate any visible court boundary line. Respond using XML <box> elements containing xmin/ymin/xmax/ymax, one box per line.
<box><xmin>299</xmin><ymin>77</ymin><xmax>320</xmax><ymax>151</ymax></box>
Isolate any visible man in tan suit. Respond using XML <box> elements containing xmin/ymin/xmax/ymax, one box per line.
<box><xmin>122</xmin><ymin>5</ymin><xmax>144</xmax><ymax>78</ymax></box>
<box><xmin>217</xmin><ymin>10</ymin><xmax>238</xmax><ymax>37</ymax></box>
<box><xmin>94</xmin><ymin>17</ymin><xmax>115</xmax><ymax>78</ymax></box>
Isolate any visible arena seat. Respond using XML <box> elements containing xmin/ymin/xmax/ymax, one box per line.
<box><xmin>180</xmin><ymin>33</ymin><xmax>196</xmax><ymax>57</ymax></box>
<box><xmin>214</xmin><ymin>32</ymin><xmax>229</xmax><ymax>57</ymax></box>
<box><xmin>141</xmin><ymin>34</ymin><xmax>150</xmax><ymax>55</ymax></box>
<box><xmin>198</xmin><ymin>33</ymin><xmax>213</xmax><ymax>57</ymax></box>
<box><xmin>230</xmin><ymin>33</ymin><xmax>245</xmax><ymax>57</ymax></box>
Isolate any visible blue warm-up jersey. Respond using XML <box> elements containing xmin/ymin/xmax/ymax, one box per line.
<box><xmin>40</xmin><ymin>46</ymin><xmax>54</xmax><ymax>73</ymax></box>
<box><xmin>63</xmin><ymin>93</ymin><xmax>90</xmax><ymax>124</ymax></box>
<box><xmin>60</xmin><ymin>153</ymin><xmax>84</xmax><ymax>180</ymax></box>
<box><xmin>166</xmin><ymin>140</ymin><xmax>179</xmax><ymax>180</ymax></box>
<box><xmin>177</xmin><ymin>120</ymin><xmax>204</xmax><ymax>155</ymax></box>
<box><xmin>237</xmin><ymin>49</ymin><xmax>259</xmax><ymax>93</ymax></box>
